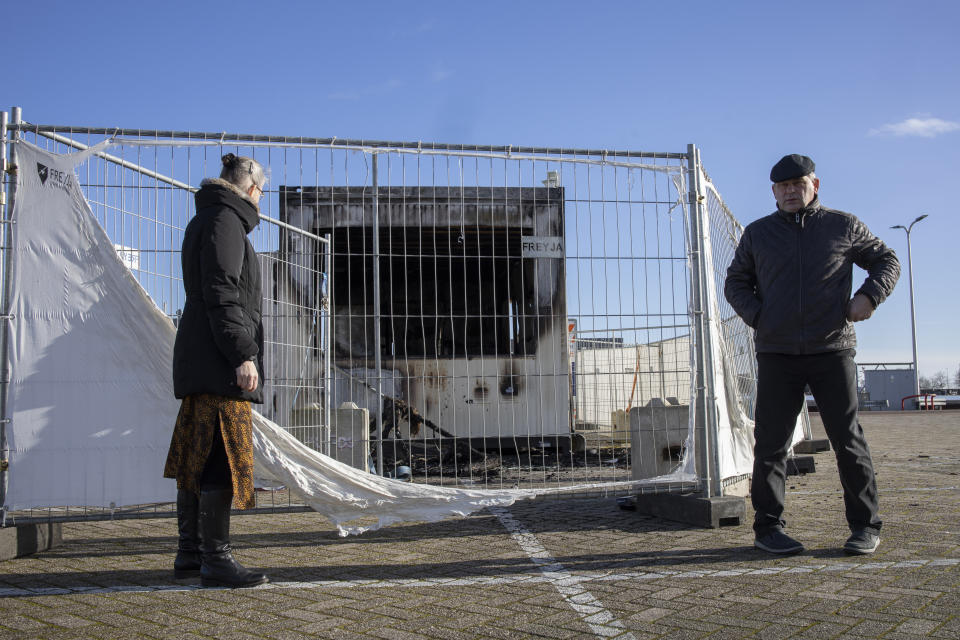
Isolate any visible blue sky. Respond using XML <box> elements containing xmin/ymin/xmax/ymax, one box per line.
<box><xmin>4</xmin><ymin>0</ymin><xmax>958</xmax><ymax>379</ymax></box>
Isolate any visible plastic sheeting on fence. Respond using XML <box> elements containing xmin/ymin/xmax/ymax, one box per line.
<box><xmin>4</xmin><ymin>139</ymin><xmax>174</xmax><ymax>510</ymax></box>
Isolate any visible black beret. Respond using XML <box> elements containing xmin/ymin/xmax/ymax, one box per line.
<box><xmin>770</xmin><ymin>154</ymin><xmax>815</xmax><ymax>182</ymax></box>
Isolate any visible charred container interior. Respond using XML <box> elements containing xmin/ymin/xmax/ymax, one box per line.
<box><xmin>278</xmin><ymin>186</ymin><xmax>572</xmax><ymax>451</ymax></box>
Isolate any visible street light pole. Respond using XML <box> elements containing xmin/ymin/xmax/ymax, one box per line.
<box><xmin>891</xmin><ymin>214</ymin><xmax>928</xmax><ymax>401</ymax></box>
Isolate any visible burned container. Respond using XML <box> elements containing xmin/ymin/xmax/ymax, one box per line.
<box><xmin>278</xmin><ymin>186</ymin><xmax>572</xmax><ymax>452</ymax></box>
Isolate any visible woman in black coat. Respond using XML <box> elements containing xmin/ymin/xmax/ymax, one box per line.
<box><xmin>164</xmin><ymin>153</ymin><xmax>269</xmax><ymax>588</ymax></box>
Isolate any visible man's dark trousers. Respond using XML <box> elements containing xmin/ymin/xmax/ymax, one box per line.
<box><xmin>752</xmin><ymin>349</ymin><xmax>881</xmax><ymax>536</ymax></box>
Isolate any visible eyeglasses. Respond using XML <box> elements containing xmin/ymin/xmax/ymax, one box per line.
<box><xmin>254</xmin><ymin>184</ymin><xmax>265</xmax><ymax>199</ymax></box>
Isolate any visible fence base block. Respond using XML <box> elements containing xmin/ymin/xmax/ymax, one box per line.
<box><xmin>793</xmin><ymin>439</ymin><xmax>830</xmax><ymax>454</ymax></box>
<box><xmin>786</xmin><ymin>455</ymin><xmax>817</xmax><ymax>475</ymax></box>
<box><xmin>0</xmin><ymin>523</ymin><xmax>63</xmax><ymax>561</ymax></box>
<box><xmin>617</xmin><ymin>494</ymin><xmax>746</xmax><ymax>529</ymax></box>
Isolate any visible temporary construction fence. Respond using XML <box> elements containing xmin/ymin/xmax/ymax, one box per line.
<box><xmin>0</xmin><ymin>108</ymin><xmax>808</xmax><ymax>527</ymax></box>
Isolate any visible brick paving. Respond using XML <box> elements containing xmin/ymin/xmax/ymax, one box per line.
<box><xmin>0</xmin><ymin>412</ymin><xmax>957</xmax><ymax>639</ymax></box>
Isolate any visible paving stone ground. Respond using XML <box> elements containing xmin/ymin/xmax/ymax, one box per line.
<box><xmin>1</xmin><ymin>411</ymin><xmax>957</xmax><ymax>639</ymax></box>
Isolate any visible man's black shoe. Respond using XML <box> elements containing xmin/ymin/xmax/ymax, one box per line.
<box><xmin>754</xmin><ymin>529</ymin><xmax>804</xmax><ymax>555</ymax></box>
<box><xmin>843</xmin><ymin>529</ymin><xmax>880</xmax><ymax>555</ymax></box>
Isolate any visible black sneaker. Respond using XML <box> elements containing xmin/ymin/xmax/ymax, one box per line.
<box><xmin>843</xmin><ymin>529</ymin><xmax>880</xmax><ymax>555</ymax></box>
<box><xmin>754</xmin><ymin>529</ymin><xmax>805</xmax><ymax>555</ymax></box>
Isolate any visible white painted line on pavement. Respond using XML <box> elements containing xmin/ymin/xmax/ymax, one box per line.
<box><xmin>788</xmin><ymin>486</ymin><xmax>958</xmax><ymax>495</ymax></box>
<box><xmin>489</xmin><ymin>506</ymin><xmax>635</xmax><ymax>640</ymax></box>
<box><xmin>0</xmin><ymin>557</ymin><xmax>956</xmax><ymax>600</ymax></box>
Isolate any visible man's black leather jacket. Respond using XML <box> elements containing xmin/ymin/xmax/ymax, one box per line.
<box><xmin>724</xmin><ymin>198</ymin><xmax>900</xmax><ymax>355</ymax></box>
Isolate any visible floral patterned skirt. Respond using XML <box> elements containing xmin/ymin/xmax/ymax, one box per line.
<box><xmin>163</xmin><ymin>394</ymin><xmax>255</xmax><ymax>510</ymax></box>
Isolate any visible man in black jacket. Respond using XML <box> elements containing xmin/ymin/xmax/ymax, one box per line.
<box><xmin>724</xmin><ymin>154</ymin><xmax>900</xmax><ymax>556</ymax></box>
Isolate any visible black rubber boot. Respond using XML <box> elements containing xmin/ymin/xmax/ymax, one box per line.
<box><xmin>198</xmin><ymin>488</ymin><xmax>268</xmax><ymax>588</ymax></box>
<box><xmin>174</xmin><ymin>489</ymin><xmax>201</xmax><ymax>578</ymax></box>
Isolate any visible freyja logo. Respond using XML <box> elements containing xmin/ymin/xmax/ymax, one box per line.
<box><xmin>36</xmin><ymin>162</ymin><xmax>72</xmax><ymax>191</ymax></box>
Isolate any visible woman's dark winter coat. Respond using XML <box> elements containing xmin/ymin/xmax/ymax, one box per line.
<box><xmin>173</xmin><ymin>178</ymin><xmax>264</xmax><ymax>403</ymax></box>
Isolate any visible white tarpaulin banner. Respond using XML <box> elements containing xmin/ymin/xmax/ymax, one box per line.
<box><xmin>5</xmin><ymin>140</ymin><xmax>176</xmax><ymax>510</ymax></box>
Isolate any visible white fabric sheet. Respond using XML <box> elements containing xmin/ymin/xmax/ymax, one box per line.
<box><xmin>6</xmin><ymin>140</ymin><xmax>177</xmax><ymax>510</ymax></box>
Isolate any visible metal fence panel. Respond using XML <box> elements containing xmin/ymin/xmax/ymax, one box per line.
<box><xmin>1</xmin><ymin>119</ymin><xmax>716</xmax><ymax>524</ymax></box>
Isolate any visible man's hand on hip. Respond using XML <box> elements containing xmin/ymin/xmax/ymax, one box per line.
<box><xmin>847</xmin><ymin>293</ymin><xmax>874</xmax><ymax>322</ymax></box>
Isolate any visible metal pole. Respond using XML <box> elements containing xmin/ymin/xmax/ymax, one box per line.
<box><xmin>0</xmin><ymin>110</ymin><xmax>7</xmax><ymax>181</ymax></box>
<box><xmin>0</xmin><ymin>110</ymin><xmax>8</xmax><ymax>524</ymax></box>
<box><xmin>686</xmin><ymin>144</ymin><xmax>717</xmax><ymax>497</ymax></box>
<box><xmin>0</xmin><ymin>107</ymin><xmax>21</xmax><ymax>523</ymax></box>
<box><xmin>906</xmin><ymin>230</ymin><xmax>919</xmax><ymax>397</ymax></box>
<box><xmin>371</xmin><ymin>155</ymin><xmax>384</xmax><ymax>476</ymax></box>
<box><xmin>5</xmin><ymin>123</ymin><xmax>688</xmax><ymax>160</ymax></box>
<box><xmin>892</xmin><ymin>215</ymin><xmax>927</xmax><ymax>401</ymax></box>
<box><xmin>324</xmin><ymin>233</ymin><xmax>332</xmax><ymax>456</ymax></box>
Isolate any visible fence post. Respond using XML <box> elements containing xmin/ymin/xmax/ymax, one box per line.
<box><xmin>0</xmin><ymin>109</ymin><xmax>7</xmax><ymax>525</ymax></box>
<box><xmin>371</xmin><ymin>154</ymin><xmax>384</xmax><ymax>476</ymax></box>
<box><xmin>324</xmin><ymin>233</ymin><xmax>333</xmax><ymax>452</ymax></box>
<box><xmin>0</xmin><ymin>107</ymin><xmax>21</xmax><ymax>523</ymax></box>
<box><xmin>686</xmin><ymin>144</ymin><xmax>722</xmax><ymax>497</ymax></box>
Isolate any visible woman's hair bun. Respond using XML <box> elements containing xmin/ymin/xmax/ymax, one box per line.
<box><xmin>218</xmin><ymin>154</ymin><xmax>266</xmax><ymax>190</ymax></box>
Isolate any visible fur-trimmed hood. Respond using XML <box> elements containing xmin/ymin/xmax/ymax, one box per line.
<box><xmin>196</xmin><ymin>177</ymin><xmax>260</xmax><ymax>232</ymax></box>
